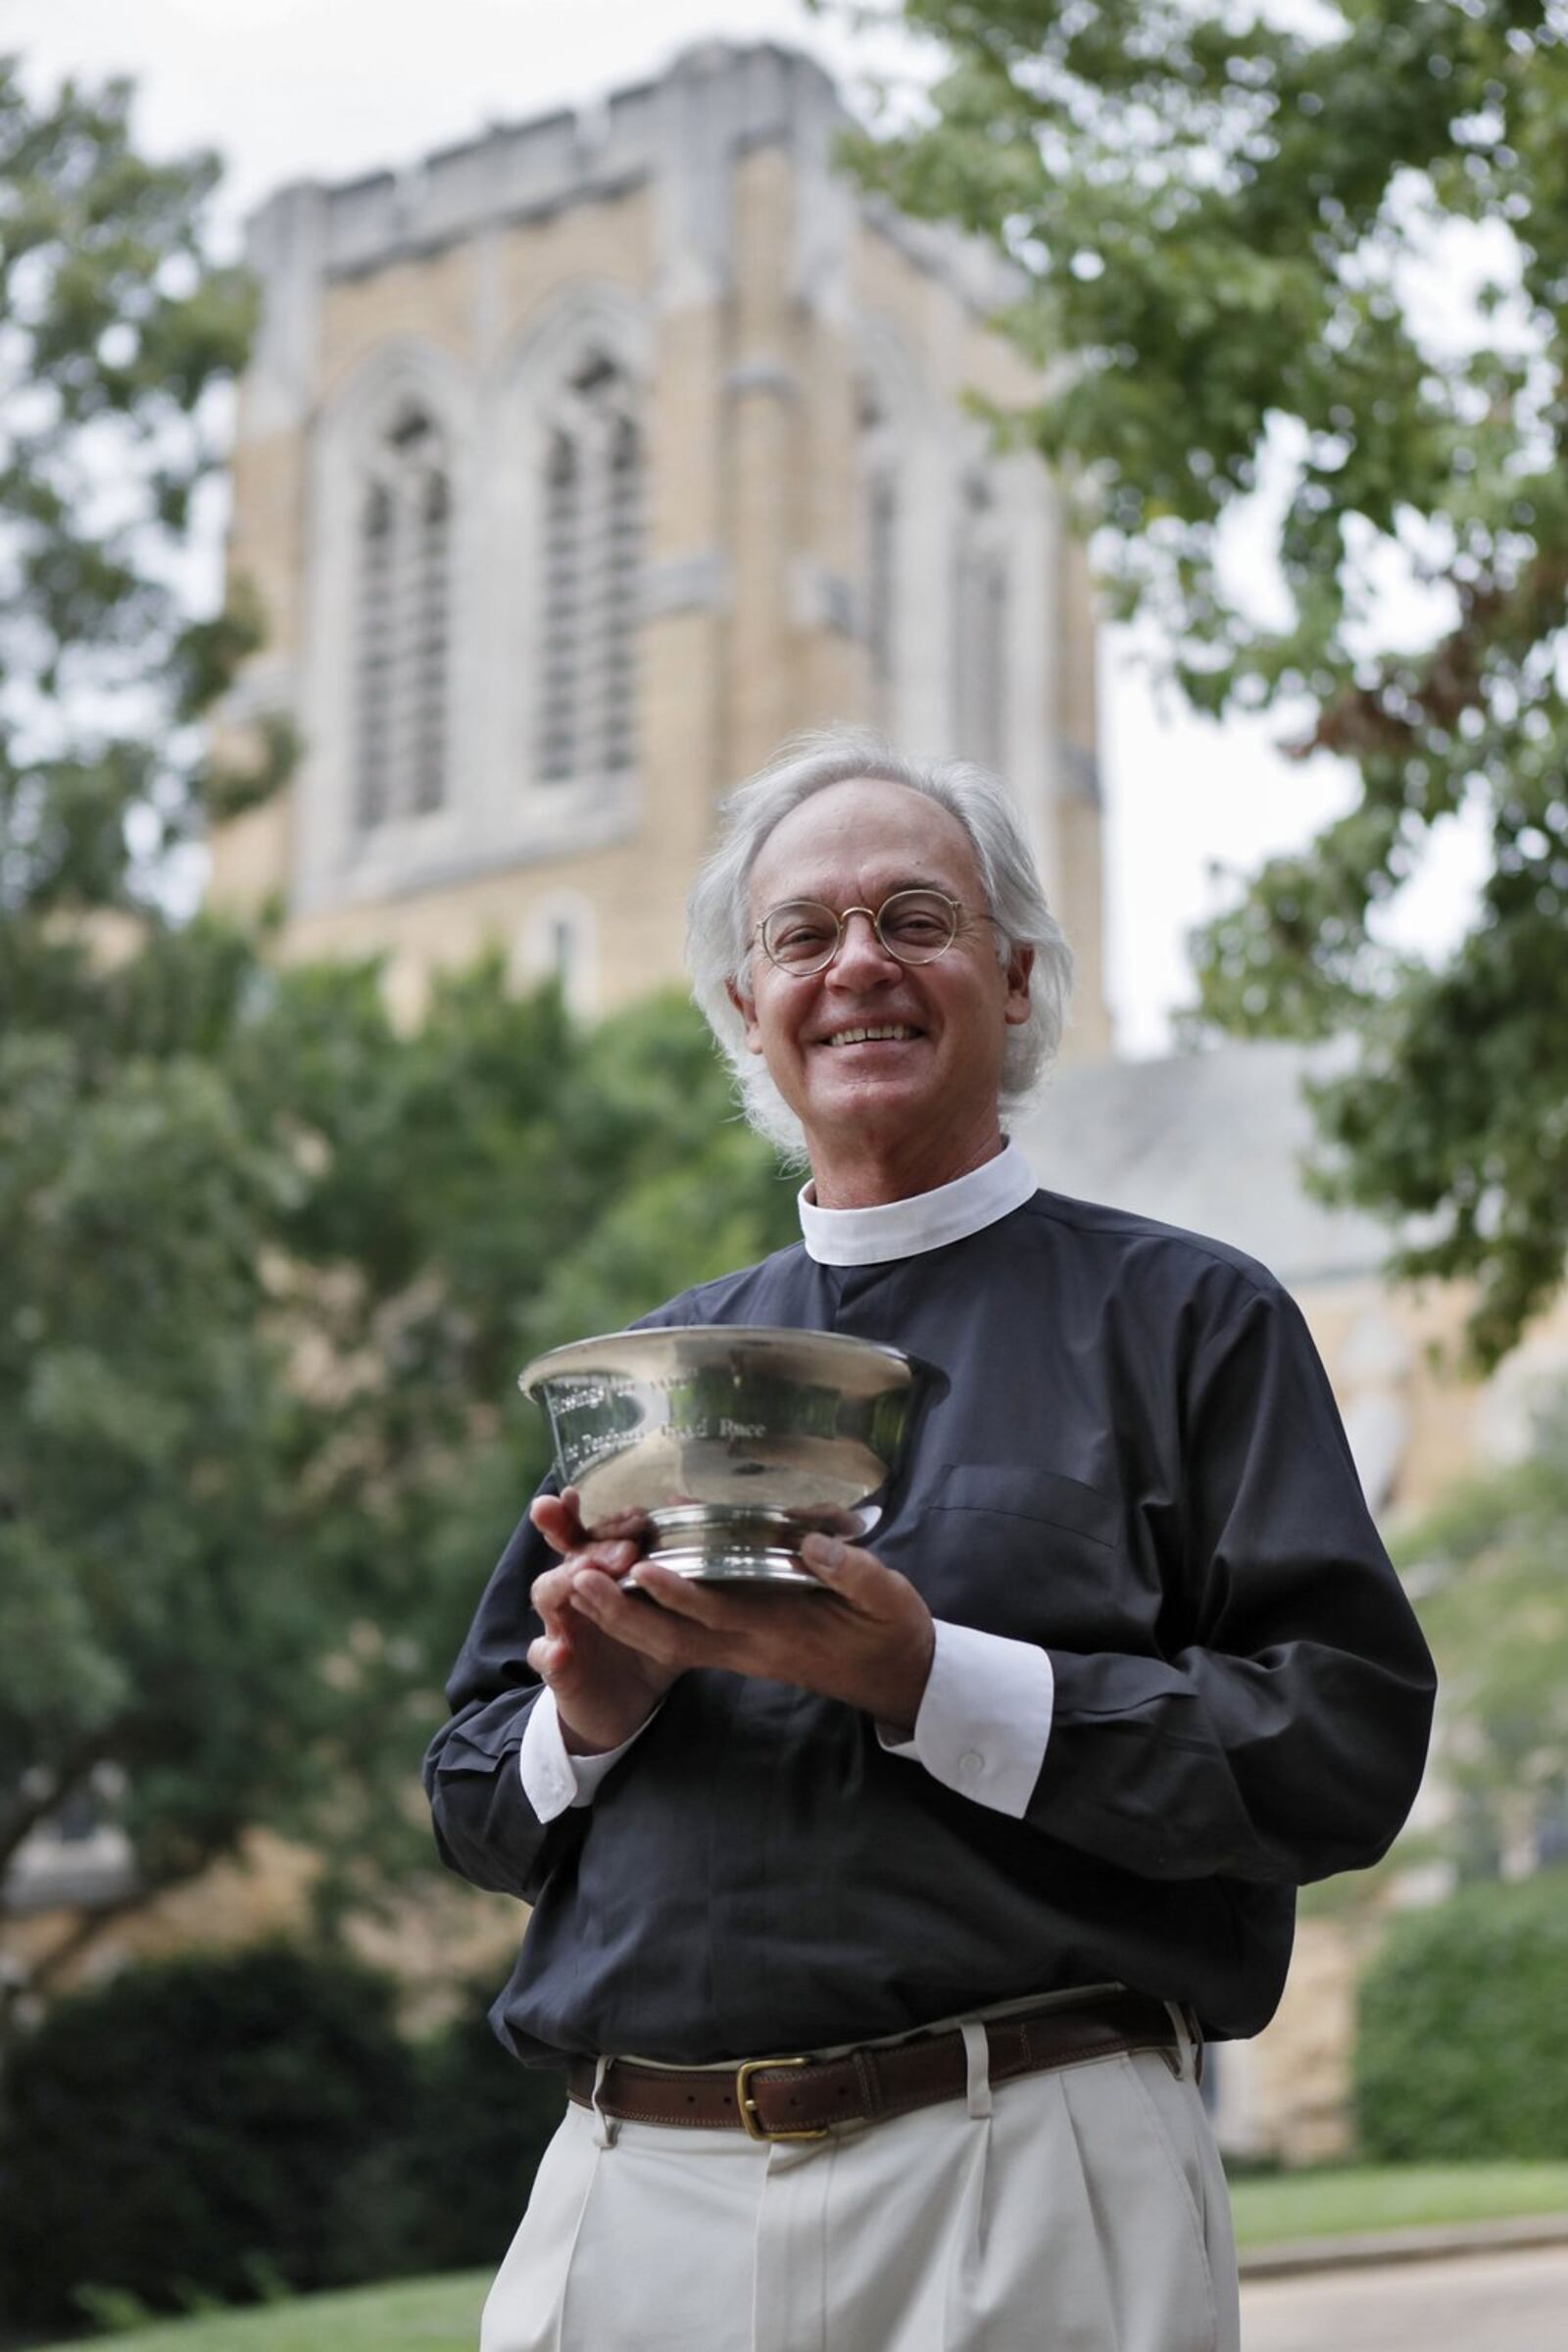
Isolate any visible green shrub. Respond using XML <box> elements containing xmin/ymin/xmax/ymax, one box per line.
<box><xmin>392</xmin><ymin>1996</ymin><xmax>567</xmax><ymax>2277</ymax></box>
<box><xmin>0</xmin><ymin>1945</ymin><xmax>417</xmax><ymax>2333</ymax></box>
<box><xmin>1355</xmin><ymin>1868</ymin><xmax>1568</xmax><ymax>2161</ymax></box>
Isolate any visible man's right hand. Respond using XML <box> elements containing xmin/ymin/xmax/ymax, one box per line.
<box><xmin>526</xmin><ymin>1489</ymin><xmax>680</xmax><ymax>1755</ymax></box>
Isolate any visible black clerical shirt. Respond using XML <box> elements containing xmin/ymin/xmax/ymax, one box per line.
<box><xmin>424</xmin><ymin>1189</ymin><xmax>1436</xmax><ymax>2065</ymax></box>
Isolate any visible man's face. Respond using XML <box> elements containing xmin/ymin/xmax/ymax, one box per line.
<box><xmin>730</xmin><ymin>778</ymin><xmax>1033</xmax><ymax>1175</ymax></box>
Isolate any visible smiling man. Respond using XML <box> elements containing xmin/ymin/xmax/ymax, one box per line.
<box><xmin>425</xmin><ymin>729</ymin><xmax>1437</xmax><ymax>2352</ymax></box>
<box><xmin>734</xmin><ymin>773</ymin><xmax>1033</xmax><ymax>1208</ymax></box>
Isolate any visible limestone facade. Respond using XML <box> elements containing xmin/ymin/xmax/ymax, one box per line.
<box><xmin>210</xmin><ymin>40</ymin><xmax>1110</xmax><ymax>1050</ymax></box>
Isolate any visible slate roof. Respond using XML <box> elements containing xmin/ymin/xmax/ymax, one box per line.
<box><xmin>1015</xmin><ymin>1040</ymin><xmax>1394</xmax><ymax>1288</ymax></box>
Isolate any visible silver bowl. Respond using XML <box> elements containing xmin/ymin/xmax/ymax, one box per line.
<box><xmin>518</xmin><ymin>1326</ymin><xmax>929</xmax><ymax>1587</ymax></box>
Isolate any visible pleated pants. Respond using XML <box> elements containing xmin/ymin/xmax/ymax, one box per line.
<box><xmin>479</xmin><ymin>2030</ymin><xmax>1240</xmax><ymax>2352</ymax></box>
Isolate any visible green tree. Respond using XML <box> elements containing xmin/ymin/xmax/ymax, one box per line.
<box><xmin>1394</xmin><ymin>1388</ymin><xmax>1568</xmax><ymax>1880</ymax></box>
<box><xmin>828</xmin><ymin>0</ymin><xmax>1568</xmax><ymax>1362</ymax></box>
<box><xmin>0</xmin><ymin>950</ymin><xmax>794</xmax><ymax>2006</ymax></box>
<box><xmin>0</xmin><ymin>63</ymin><xmax>796</xmax><ymax>2015</ymax></box>
<box><xmin>0</xmin><ymin>59</ymin><xmax>281</xmax><ymax>940</ymax></box>
<box><xmin>1355</xmin><ymin>1868</ymin><xmax>1568</xmax><ymax>2158</ymax></box>
<box><xmin>0</xmin><ymin>55</ymin><xmax>288</xmax><ymax>2003</ymax></box>
<box><xmin>231</xmin><ymin>961</ymin><xmax>798</xmax><ymax>1911</ymax></box>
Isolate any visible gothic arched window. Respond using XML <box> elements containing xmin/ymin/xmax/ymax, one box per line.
<box><xmin>954</xmin><ymin>473</ymin><xmax>1007</xmax><ymax>773</ymax></box>
<box><xmin>536</xmin><ymin>352</ymin><xmax>642</xmax><ymax>789</ymax></box>
<box><xmin>353</xmin><ymin>405</ymin><xmax>452</xmax><ymax>828</ymax></box>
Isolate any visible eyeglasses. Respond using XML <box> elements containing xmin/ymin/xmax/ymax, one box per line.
<box><xmin>756</xmin><ymin>888</ymin><xmax>981</xmax><ymax>977</ymax></box>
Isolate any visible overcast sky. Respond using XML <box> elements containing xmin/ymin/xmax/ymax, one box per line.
<box><xmin>7</xmin><ymin>0</ymin><xmax>1479</xmax><ymax>1054</ymax></box>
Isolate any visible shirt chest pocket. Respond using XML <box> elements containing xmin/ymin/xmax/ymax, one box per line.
<box><xmin>910</xmin><ymin>1462</ymin><xmax>1146</xmax><ymax>1648</ymax></box>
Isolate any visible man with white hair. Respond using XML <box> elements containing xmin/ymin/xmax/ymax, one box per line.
<box><xmin>426</xmin><ymin>730</ymin><xmax>1435</xmax><ymax>2352</ymax></box>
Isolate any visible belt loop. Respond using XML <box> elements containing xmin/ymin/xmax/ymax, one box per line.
<box><xmin>1163</xmin><ymin>2002</ymin><xmax>1201</xmax><ymax>2085</ymax></box>
<box><xmin>591</xmin><ymin>2054</ymin><xmax>620</xmax><ymax>2148</ymax></box>
<box><xmin>960</xmin><ymin>2019</ymin><xmax>993</xmax><ymax>2119</ymax></box>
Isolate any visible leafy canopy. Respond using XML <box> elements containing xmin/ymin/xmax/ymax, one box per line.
<box><xmin>828</xmin><ymin>0</ymin><xmax>1568</xmax><ymax>1361</ymax></box>
<box><xmin>1393</xmin><ymin>1387</ymin><xmax>1568</xmax><ymax>1883</ymax></box>
<box><xmin>0</xmin><ymin>63</ymin><xmax>795</xmax><ymax>2005</ymax></box>
<box><xmin>0</xmin><ymin>59</ymin><xmax>276</xmax><ymax>936</ymax></box>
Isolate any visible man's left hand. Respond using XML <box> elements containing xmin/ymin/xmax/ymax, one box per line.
<box><xmin>562</xmin><ymin>1535</ymin><xmax>935</xmax><ymax>1737</ymax></box>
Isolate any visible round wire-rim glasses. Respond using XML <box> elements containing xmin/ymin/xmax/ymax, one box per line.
<box><xmin>756</xmin><ymin>888</ymin><xmax>978</xmax><ymax>977</ymax></box>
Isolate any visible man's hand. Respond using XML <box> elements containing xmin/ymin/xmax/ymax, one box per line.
<box><xmin>562</xmin><ymin>1533</ymin><xmax>936</xmax><ymax>1736</ymax></box>
<box><xmin>527</xmin><ymin>1489</ymin><xmax>681</xmax><ymax>1755</ymax></box>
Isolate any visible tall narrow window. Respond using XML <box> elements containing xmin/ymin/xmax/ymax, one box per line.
<box><xmin>355</xmin><ymin>483</ymin><xmax>394</xmax><ymax>829</ymax></box>
<box><xmin>412</xmin><ymin>470</ymin><xmax>449</xmax><ymax>813</ymax></box>
<box><xmin>954</xmin><ymin>475</ymin><xmax>1007</xmax><ymax>772</ymax></box>
<box><xmin>514</xmin><ymin>897</ymin><xmax>596</xmax><ymax>1019</ymax></box>
<box><xmin>866</xmin><ymin>475</ymin><xmax>897</xmax><ymax>728</ymax></box>
<box><xmin>858</xmin><ymin>379</ymin><xmax>899</xmax><ymax>732</ymax></box>
<box><xmin>352</xmin><ymin>405</ymin><xmax>451</xmax><ymax>828</ymax></box>
<box><xmin>535</xmin><ymin>354</ymin><xmax>642</xmax><ymax>789</ymax></box>
<box><xmin>603</xmin><ymin>416</ymin><xmax>641</xmax><ymax>776</ymax></box>
<box><xmin>539</xmin><ymin>432</ymin><xmax>580</xmax><ymax>783</ymax></box>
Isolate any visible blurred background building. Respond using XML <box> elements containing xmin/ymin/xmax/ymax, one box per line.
<box><xmin>209</xmin><ymin>38</ymin><xmax>1109</xmax><ymax>1051</ymax></box>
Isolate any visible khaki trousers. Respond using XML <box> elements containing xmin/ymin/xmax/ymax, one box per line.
<box><xmin>480</xmin><ymin>2033</ymin><xmax>1240</xmax><ymax>2352</ymax></box>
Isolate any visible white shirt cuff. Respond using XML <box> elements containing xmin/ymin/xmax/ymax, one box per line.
<box><xmin>878</xmin><ymin>1619</ymin><xmax>1054</xmax><ymax>1818</ymax></box>
<box><xmin>518</xmin><ymin>1687</ymin><xmax>660</xmax><ymax>1823</ymax></box>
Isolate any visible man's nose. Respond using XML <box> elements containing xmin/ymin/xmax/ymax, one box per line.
<box><xmin>828</xmin><ymin>908</ymin><xmax>901</xmax><ymax>981</ymax></box>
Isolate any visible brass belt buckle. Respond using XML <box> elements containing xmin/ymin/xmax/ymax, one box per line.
<box><xmin>735</xmin><ymin>2054</ymin><xmax>830</xmax><ymax>2142</ymax></box>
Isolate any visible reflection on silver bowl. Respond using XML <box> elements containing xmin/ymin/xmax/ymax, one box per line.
<box><xmin>518</xmin><ymin>1326</ymin><xmax>929</xmax><ymax>1587</ymax></box>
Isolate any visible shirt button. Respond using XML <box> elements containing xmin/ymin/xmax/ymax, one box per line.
<box><xmin>957</xmin><ymin>1749</ymin><xmax>985</xmax><ymax>1779</ymax></box>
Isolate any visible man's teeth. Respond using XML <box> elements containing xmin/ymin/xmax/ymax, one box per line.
<box><xmin>826</xmin><ymin>1025</ymin><xmax>917</xmax><ymax>1046</ymax></box>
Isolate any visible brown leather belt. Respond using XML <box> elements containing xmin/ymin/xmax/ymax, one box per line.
<box><xmin>566</xmin><ymin>1991</ymin><xmax>1184</xmax><ymax>2142</ymax></box>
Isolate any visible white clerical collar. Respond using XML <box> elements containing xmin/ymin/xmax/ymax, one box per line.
<box><xmin>798</xmin><ymin>1139</ymin><xmax>1036</xmax><ymax>1266</ymax></box>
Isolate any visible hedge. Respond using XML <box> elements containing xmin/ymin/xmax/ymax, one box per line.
<box><xmin>0</xmin><ymin>1946</ymin><xmax>565</xmax><ymax>2336</ymax></box>
<box><xmin>394</xmin><ymin>1998</ymin><xmax>566</xmax><ymax>2276</ymax></box>
<box><xmin>1355</xmin><ymin>1867</ymin><xmax>1568</xmax><ymax>2161</ymax></box>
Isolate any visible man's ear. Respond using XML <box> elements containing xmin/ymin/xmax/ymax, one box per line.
<box><xmin>726</xmin><ymin>975</ymin><xmax>764</xmax><ymax>1055</ymax></box>
<box><xmin>1004</xmin><ymin>943</ymin><xmax>1035</xmax><ymax>1027</ymax></box>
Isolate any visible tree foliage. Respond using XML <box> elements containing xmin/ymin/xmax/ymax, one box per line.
<box><xmin>0</xmin><ymin>63</ymin><xmax>796</xmax><ymax>2012</ymax></box>
<box><xmin>0</xmin><ymin>1949</ymin><xmax>568</xmax><ymax>2327</ymax></box>
<box><xmin>0</xmin><ymin>59</ymin><xmax>279</xmax><ymax>930</ymax></box>
<box><xmin>0</xmin><ymin>1945</ymin><xmax>417</xmax><ymax>2330</ymax></box>
<box><xmin>0</xmin><ymin>938</ymin><xmax>794</xmax><ymax>2000</ymax></box>
<box><xmin>1355</xmin><ymin>1866</ymin><xmax>1568</xmax><ymax>2158</ymax></box>
<box><xmin>829</xmin><ymin>0</ymin><xmax>1568</xmax><ymax>1360</ymax></box>
<box><xmin>0</xmin><ymin>55</ymin><xmax>280</xmax><ymax>1993</ymax></box>
<box><xmin>1394</xmin><ymin>1386</ymin><xmax>1568</xmax><ymax>1879</ymax></box>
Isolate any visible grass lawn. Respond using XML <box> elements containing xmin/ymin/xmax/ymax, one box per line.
<box><xmin>26</xmin><ymin>2274</ymin><xmax>491</xmax><ymax>2352</ymax></box>
<box><xmin>1229</xmin><ymin>2157</ymin><xmax>1568</xmax><ymax>2245</ymax></box>
<box><xmin>24</xmin><ymin>2163</ymin><xmax>1568</xmax><ymax>2349</ymax></box>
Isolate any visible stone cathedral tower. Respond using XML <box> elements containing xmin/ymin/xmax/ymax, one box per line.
<box><xmin>211</xmin><ymin>41</ymin><xmax>1110</xmax><ymax>1054</ymax></box>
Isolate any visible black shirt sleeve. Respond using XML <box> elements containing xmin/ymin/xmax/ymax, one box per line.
<box><xmin>421</xmin><ymin>1490</ymin><xmax>584</xmax><ymax>1902</ymax></box>
<box><xmin>1032</xmin><ymin>1280</ymin><xmax>1437</xmax><ymax>1886</ymax></box>
<box><xmin>421</xmin><ymin>1285</ymin><xmax>709</xmax><ymax>1903</ymax></box>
